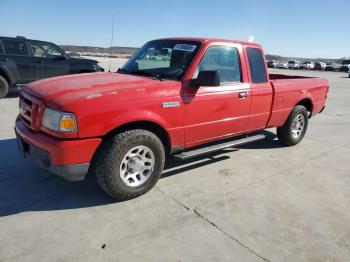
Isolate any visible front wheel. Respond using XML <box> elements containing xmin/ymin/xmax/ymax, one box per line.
<box><xmin>94</xmin><ymin>129</ymin><xmax>165</xmax><ymax>200</ymax></box>
<box><xmin>277</xmin><ymin>105</ymin><xmax>309</xmax><ymax>146</ymax></box>
<box><xmin>0</xmin><ymin>75</ymin><xmax>9</xmax><ymax>99</ymax></box>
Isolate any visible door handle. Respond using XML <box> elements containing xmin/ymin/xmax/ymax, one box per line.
<box><xmin>239</xmin><ymin>92</ymin><xmax>248</xmax><ymax>99</ymax></box>
<box><xmin>34</xmin><ymin>60</ymin><xmax>42</xmax><ymax>64</ymax></box>
<box><xmin>0</xmin><ymin>58</ymin><xmax>8</xmax><ymax>62</ymax></box>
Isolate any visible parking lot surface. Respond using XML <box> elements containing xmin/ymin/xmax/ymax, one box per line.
<box><xmin>0</xmin><ymin>66</ymin><xmax>350</xmax><ymax>262</ymax></box>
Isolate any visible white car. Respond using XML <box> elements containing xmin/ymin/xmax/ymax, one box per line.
<box><xmin>288</xmin><ymin>60</ymin><xmax>301</xmax><ymax>69</ymax></box>
<box><xmin>301</xmin><ymin>61</ymin><xmax>315</xmax><ymax>70</ymax></box>
<box><xmin>325</xmin><ymin>63</ymin><xmax>342</xmax><ymax>71</ymax></box>
<box><xmin>314</xmin><ymin>62</ymin><xmax>327</xmax><ymax>71</ymax></box>
<box><xmin>276</xmin><ymin>61</ymin><xmax>288</xmax><ymax>69</ymax></box>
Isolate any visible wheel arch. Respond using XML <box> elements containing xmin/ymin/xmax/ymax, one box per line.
<box><xmin>295</xmin><ymin>98</ymin><xmax>313</xmax><ymax>118</ymax></box>
<box><xmin>102</xmin><ymin>120</ymin><xmax>172</xmax><ymax>154</ymax></box>
<box><xmin>0</xmin><ymin>67</ymin><xmax>13</xmax><ymax>86</ymax></box>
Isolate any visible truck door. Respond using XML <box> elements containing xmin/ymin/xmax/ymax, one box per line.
<box><xmin>2</xmin><ymin>39</ymin><xmax>38</xmax><ymax>83</ymax></box>
<box><xmin>244</xmin><ymin>47</ymin><xmax>273</xmax><ymax>131</ymax></box>
<box><xmin>29</xmin><ymin>41</ymin><xmax>70</xmax><ymax>79</ymax></box>
<box><xmin>182</xmin><ymin>45</ymin><xmax>251</xmax><ymax>148</ymax></box>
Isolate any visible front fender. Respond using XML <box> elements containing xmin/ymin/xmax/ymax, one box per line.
<box><xmin>76</xmin><ymin>105</ymin><xmax>173</xmax><ymax>139</ymax></box>
<box><xmin>105</xmin><ymin>109</ymin><xmax>170</xmax><ymax>135</ymax></box>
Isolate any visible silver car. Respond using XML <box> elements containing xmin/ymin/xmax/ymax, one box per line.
<box><xmin>288</xmin><ymin>60</ymin><xmax>301</xmax><ymax>69</ymax></box>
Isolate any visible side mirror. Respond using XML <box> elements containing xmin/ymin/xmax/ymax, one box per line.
<box><xmin>192</xmin><ymin>71</ymin><xmax>220</xmax><ymax>87</ymax></box>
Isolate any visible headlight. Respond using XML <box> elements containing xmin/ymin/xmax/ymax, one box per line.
<box><xmin>42</xmin><ymin>108</ymin><xmax>77</xmax><ymax>132</ymax></box>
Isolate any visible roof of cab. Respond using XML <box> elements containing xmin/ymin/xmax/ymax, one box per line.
<box><xmin>0</xmin><ymin>36</ymin><xmax>52</xmax><ymax>44</ymax></box>
<box><xmin>156</xmin><ymin>37</ymin><xmax>262</xmax><ymax>48</ymax></box>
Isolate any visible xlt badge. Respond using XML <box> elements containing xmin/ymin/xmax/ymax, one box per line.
<box><xmin>162</xmin><ymin>102</ymin><xmax>180</xmax><ymax>108</ymax></box>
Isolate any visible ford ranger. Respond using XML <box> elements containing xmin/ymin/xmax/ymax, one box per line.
<box><xmin>15</xmin><ymin>37</ymin><xmax>329</xmax><ymax>200</ymax></box>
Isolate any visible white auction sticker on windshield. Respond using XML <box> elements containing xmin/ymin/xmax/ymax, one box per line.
<box><xmin>173</xmin><ymin>44</ymin><xmax>197</xmax><ymax>52</ymax></box>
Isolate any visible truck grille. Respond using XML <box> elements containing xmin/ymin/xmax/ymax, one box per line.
<box><xmin>19</xmin><ymin>92</ymin><xmax>44</xmax><ymax>131</ymax></box>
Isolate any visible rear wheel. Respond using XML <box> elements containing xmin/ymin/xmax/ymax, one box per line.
<box><xmin>94</xmin><ymin>129</ymin><xmax>165</xmax><ymax>200</ymax></box>
<box><xmin>277</xmin><ymin>105</ymin><xmax>308</xmax><ymax>146</ymax></box>
<box><xmin>0</xmin><ymin>75</ymin><xmax>9</xmax><ymax>99</ymax></box>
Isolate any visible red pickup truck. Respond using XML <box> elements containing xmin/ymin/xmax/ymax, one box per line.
<box><xmin>15</xmin><ymin>38</ymin><xmax>329</xmax><ymax>200</ymax></box>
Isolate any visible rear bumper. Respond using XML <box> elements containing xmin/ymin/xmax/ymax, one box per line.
<box><xmin>15</xmin><ymin>117</ymin><xmax>102</xmax><ymax>181</ymax></box>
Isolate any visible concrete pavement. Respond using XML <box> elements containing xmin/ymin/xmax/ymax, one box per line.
<box><xmin>0</xmin><ymin>68</ymin><xmax>350</xmax><ymax>261</ymax></box>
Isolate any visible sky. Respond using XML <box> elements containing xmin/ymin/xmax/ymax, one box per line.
<box><xmin>1</xmin><ymin>0</ymin><xmax>349</xmax><ymax>58</ymax></box>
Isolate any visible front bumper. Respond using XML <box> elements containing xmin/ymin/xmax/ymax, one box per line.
<box><xmin>15</xmin><ymin>117</ymin><xmax>102</xmax><ymax>181</ymax></box>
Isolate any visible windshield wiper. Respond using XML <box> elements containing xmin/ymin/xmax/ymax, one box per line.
<box><xmin>134</xmin><ymin>71</ymin><xmax>163</xmax><ymax>81</ymax></box>
<box><xmin>117</xmin><ymin>68</ymin><xmax>163</xmax><ymax>81</ymax></box>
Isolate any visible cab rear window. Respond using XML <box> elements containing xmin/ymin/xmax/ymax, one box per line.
<box><xmin>247</xmin><ymin>47</ymin><xmax>267</xmax><ymax>83</ymax></box>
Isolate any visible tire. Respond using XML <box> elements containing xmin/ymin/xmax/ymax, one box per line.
<box><xmin>94</xmin><ymin>129</ymin><xmax>165</xmax><ymax>200</ymax></box>
<box><xmin>0</xmin><ymin>75</ymin><xmax>9</xmax><ymax>99</ymax></box>
<box><xmin>277</xmin><ymin>105</ymin><xmax>309</xmax><ymax>146</ymax></box>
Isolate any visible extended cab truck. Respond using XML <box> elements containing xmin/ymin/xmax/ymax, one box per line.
<box><xmin>15</xmin><ymin>38</ymin><xmax>329</xmax><ymax>200</ymax></box>
<box><xmin>0</xmin><ymin>36</ymin><xmax>104</xmax><ymax>98</ymax></box>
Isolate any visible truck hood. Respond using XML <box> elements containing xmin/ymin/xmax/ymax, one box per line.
<box><xmin>23</xmin><ymin>72</ymin><xmax>181</xmax><ymax>109</ymax></box>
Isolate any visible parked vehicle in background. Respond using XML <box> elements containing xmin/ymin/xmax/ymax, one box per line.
<box><xmin>267</xmin><ymin>60</ymin><xmax>277</xmax><ymax>68</ymax></box>
<box><xmin>15</xmin><ymin>37</ymin><xmax>329</xmax><ymax>200</ymax></box>
<box><xmin>340</xmin><ymin>59</ymin><xmax>350</xmax><ymax>72</ymax></box>
<box><xmin>0</xmin><ymin>36</ymin><xmax>104</xmax><ymax>98</ymax></box>
<box><xmin>287</xmin><ymin>60</ymin><xmax>301</xmax><ymax>69</ymax></box>
<box><xmin>301</xmin><ymin>61</ymin><xmax>315</xmax><ymax>70</ymax></box>
<box><xmin>325</xmin><ymin>63</ymin><xmax>342</xmax><ymax>71</ymax></box>
<box><xmin>300</xmin><ymin>62</ymin><xmax>307</xmax><ymax>69</ymax></box>
<box><xmin>276</xmin><ymin>61</ymin><xmax>288</xmax><ymax>69</ymax></box>
<box><xmin>314</xmin><ymin>62</ymin><xmax>327</xmax><ymax>71</ymax></box>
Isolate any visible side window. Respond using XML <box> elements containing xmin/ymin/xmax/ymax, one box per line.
<box><xmin>193</xmin><ymin>46</ymin><xmax>241</xmax><ymax>84</ymax></box>
<box><xmin>2</xmin><ymin>40</ymin><xmax>28</xmax><ymax>56</ymax></box>
<box><xmin>247</xmin><ymin>48</ymin><xmax>267</xmax><ymax>83</ymax></box>
<box><xmin>30</xmin><ymin>42</ymin><xmax>63</xmax><ymax>58</ymax></box>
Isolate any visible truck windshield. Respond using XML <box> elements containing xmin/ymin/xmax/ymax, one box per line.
<box><xmin>120</xmin><ymin>40</ymin><xmax>201</xmax><ymax>81</ymax></box>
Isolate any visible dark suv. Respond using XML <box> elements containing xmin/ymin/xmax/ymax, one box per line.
<box><xmin>340</xmin><ymin>60</ymin><xmax>350</xmax><ymax>72</ymax></box>
<box><xmin>0</xmin><ymin>36</ymin><xmax>104</xmax><ymax>98</ymax></box>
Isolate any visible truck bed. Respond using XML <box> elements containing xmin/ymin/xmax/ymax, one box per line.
<box><xmin>267</xmin><ymin>74</ymin><xmax>329</xmax><ymax>127</ymax></box>
<box><xmin>269</xmin><ymin>73</ymin><xmax>314</xmax><ymax>80</ymax></box>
